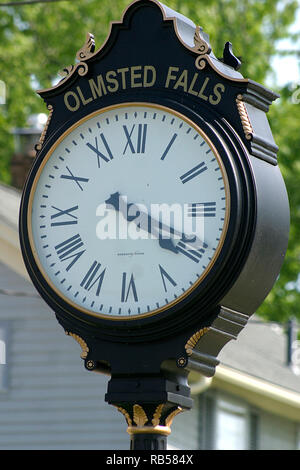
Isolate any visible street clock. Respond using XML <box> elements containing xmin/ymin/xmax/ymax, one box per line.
<box><xmin>19</xmin><ymin>0</ymin><xmax>289</xmax><ymax>449</ymax></box>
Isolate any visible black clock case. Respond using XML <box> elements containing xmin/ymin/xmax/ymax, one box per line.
<box><xmin>19</xmin><ymin>0</ymin><xmax>289</xmax><ymax>381</ymax></box>
<box><xmin>20</xmin><ymin>97</ymin><xmax>252</xmax><ymax>336</ymax></box>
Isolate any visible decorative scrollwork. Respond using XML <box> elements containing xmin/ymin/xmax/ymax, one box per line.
<box><xmin>76</xmin><ymin>32</ymin><xmax>96</xmax><ymax>62</ymax></box>
<box><xmin>58</xmin><ymin>61</ymin><xmax>88</xmax><ymax>83</ymax></box>
<box><xmin>58</xmin><ymin>64</ymin><xmax>74</xmax><ymax>80</ymax></box>
<box><xmin>192</xmin><ymin>26</ymin><xmax>211</xmax><ymax>55</ymax></box>
<box><xmin>77</xmin><ymin>61</ymin><xmax>89</xmax><ymax>77</ymax></box>
<box><xmin>57</xmin><ymin>33</ymin><xmax>94</xmax><ymax>84</ymax></box>
<box><xmin>195</xmin><ymin>57</ymin><xmax>207</xmax><ymax>71</ymax></box>
<box><xmin>192</xmin><ymin>26</ymin><xmax>211</xmax><ymax>71</ymax></box>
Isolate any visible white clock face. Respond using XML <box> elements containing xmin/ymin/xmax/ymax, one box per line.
<box><xmin>29</xmin><ymin>103</ymin><xmax>229</xmax><ymax>319</ymax></box>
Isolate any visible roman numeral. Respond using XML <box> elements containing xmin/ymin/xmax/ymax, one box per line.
<box><xmin>180</xmin><ymin>162</ymin><xmax>207</xmax><ymax>184</ymax></box>
<box><xmin>187</xmin><ymin>202</ymin><xmax>216</xmax><ymax>217</ymax></box>
<box><xmin>50</xmin><ymin>205</ymin><xmax>79</xmax><ymax>226</ymax></box>
<box><xmin>60</xmin><ymin>166</ymin><xmax>89</xmax><ymax>191</ymax></box>
<box><xmin>123</xmin><ymin>124</ymin><xmax>147</xmax><ymax>154</ymax></box>
<box><xmin>161</xmin><ymin>133</ymin><xmax>178</xmax><ymax>160</ymax></box>
<box><xmin>159</xmin><ymin>265</ymin><xmax>177</xmax><ymax>292</ymax></box>
<box><xmin>176</xmin><ymin>239</ymin><xmax>205</xmax><ymax>263</ymax></box>
<box><xmin>80</xmin><ymin>261</ymin><xmax>106</xmax><ymax>296</ymax></box>
<box><xmin>86</xmin><ymin>134</ymin><xmax>113</xmax><ymax>168</ymax></box>
<box><xmin>121</xmin><ymin>273</ymin><xmax>138</xmax><ymax>302</ymax></box>
<box><xmin>54</xmin><ymin>234</ymin><xmax>85</xmax><ymax>271</ymax></box>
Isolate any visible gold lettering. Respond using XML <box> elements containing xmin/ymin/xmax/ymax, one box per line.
<box><xmin>89</xmin><ymin>75</ymin><xmax>107</xmax><ymax>99</ymax></box>
<box><xmin>64</xmin><ymin>91</ymin><xmax>80</xmax><ymax>112</ymax></box>
<box><xmin>117</xmin><ymin>67</ymin><xmax>129</xmax><ymax>90</ymax></box>
<box><xmin>165</xmin><ymin>66</ymin><xmax>179</xmax><ymax>88</ymax></box>
<box><xmin>174</xmin><ymin>69</ymin><xmax>188</xmax><ymax>92</ymax></box>
<box><xmin>198</xmin><ymin>77</ymin><xmax>210</xmax><ymax>101</ymax></box>
<box><xmin>131</xmin><ymin>65</ymin><xmax>143</xmax><ymax>88</ymax></box>
<box><xmin>143</xmin><ymin>65</ymin><xmax>156</xmax><ymax>87</ymax></box>
<box><xmin>76</xmin><ymin>86</ymin><xmax>93</xmax><ymax>106</ymax></box>
<box><xmin>188</xmin><ymin>73</ymin><xmax>199</xmax><ymax>96</ymax></box>
<box><xmin>106</xmin><ymin>70</ymin><xmax>119</xmax><ymax>93</ymax></box>
<box><xmin>209</xmin><ymin>83</ymin><xmax>225</xmax><ymax>105</ymax></box>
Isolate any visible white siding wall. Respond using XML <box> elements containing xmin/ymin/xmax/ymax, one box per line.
<box><xmin>0</xmin><ymin>264</ymin><xmax>128</xmax><ymax>450</ymax></box>
<box><xmin>259</xmin><ymin>411</ymin><xmax>298</xmax><ymax>450</ymax></box>
<box><xmin>168</xmin><ymin>389</ymin><xmax>300</xmax><ymax>450</ymax></box>
<box><xmin>169</xmin><ymin>402</ymin><xmax>200</xmax><ymax>450</ymax></box>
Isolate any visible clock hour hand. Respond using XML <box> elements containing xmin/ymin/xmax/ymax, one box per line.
<box><xmin>105</xmin><ymin>192</ymin><xmax>204</xmax><ymax>257</ymax></box>
<box><xmin>158</xmin><ymin>237</ymin><xmax>178</xmax><ymax>254</ymax></box>
<box><xmin>155</xmin><ymin>221</ymin><xmax>205</xmax><ymax>262</ymax></box>
<box><xmin>105</xmin><ymin>192</ymin><xmax>175</xmax><ymax>254</ymax></box>
<box><xmin>106</xmin><ymin>192</ymin><xmax>181</xmax><ymax>253</ymax></box>
<box><xmin>105</xmin><ymin>192</ymin><xmax>140</xmax><ymax>222</ymax></box>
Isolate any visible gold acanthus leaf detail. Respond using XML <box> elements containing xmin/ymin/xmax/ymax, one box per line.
<box><xmin>65</xmin><ymin>331</ymin><xmax>89</xmax><ymax>359</ymax></box>
<box><xmin>115</xmin><ymin>406</ymin><xmax>133</xmax><ymax>427</ymax></box>
<box><xmin>165</xmin><ymin>407</ymin><xmax>183</xmax><ymax>428</ymax></box>
<box><xmin>133</xmin><ymin>405</ymin><xmax>148</xmax><ymax>427</ymax></box>
<box><xmin>185</xmin><ymin>327</ymin><xmax>210</xmax><ymax>356</ymax></box>
<box><xmin>152</xmin><ymin>404</ymin><xmax>164</xmax><ymax>427</ymax></box>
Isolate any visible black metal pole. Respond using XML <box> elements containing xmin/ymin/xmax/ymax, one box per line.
<box><xmin>105</xmin><ymin>373</ymin><xmax>193</xmax><ymax>450</ymax></box>
<box><xmin>130</xmin><ymin>429</ymin><xmax>169</xmax><ymax>450</ymax></box>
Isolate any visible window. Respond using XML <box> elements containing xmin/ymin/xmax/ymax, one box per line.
<box><xmin>199</xmin><ymin>392</ymin><xmax>259</xmax><ymax>450</ymax></box>
<box><xmin>215</xmin><ymin>398</ymin><xmax>248</xmax><ymax>450</ymax></box>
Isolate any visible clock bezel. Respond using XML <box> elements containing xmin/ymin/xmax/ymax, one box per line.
<box><xmin>20</xmin><ymin>97</ymin><xmax>255</xmax><ymax>339</ymax></box>
<box><xmin>25</xmin><ymin>102</ymin><xmax>230</xmax><ymax>320</ymax></box>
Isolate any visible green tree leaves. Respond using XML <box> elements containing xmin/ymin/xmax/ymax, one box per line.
<box><xmin>257</xmin><ymin>86</ymin><xmax>300</xmax><ymax>322</ymax></box>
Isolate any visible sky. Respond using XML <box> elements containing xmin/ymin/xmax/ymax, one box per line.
<box><xmin>268</xmin><ymin>8</ymin><xmax>300</xmax><ymax>87</ymax></box>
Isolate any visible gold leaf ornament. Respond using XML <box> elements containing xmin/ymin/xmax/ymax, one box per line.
<box><xmin>185</xmin><ymin>327</ymin><xmax>209</xmax><ymax>356</ymax></box>
<box><xmin>133</xmin><ymin>405</ymin><xmax>148</xmax><ymax>427</ymax></box>
<box><xmin>65</xmin><ymin>331</ymin><xmax>89</xmax><ymax>359</ymax></box>
<box><xmin>152</xmin><ymin>404</ymin><xmax>164</xmax><ymax>427</ymax></box>
<box><xmin>116</xmin><ymin>406</ymin><xmax>133</xmax><ymax>427</ymax></box>
<box><xmin>165</xmin><ymin>407</ymin><xmax>183</xmax><ymax>428</ymax></box>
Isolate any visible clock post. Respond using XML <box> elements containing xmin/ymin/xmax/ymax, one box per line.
<box><xmin>19</xmin><ymin>0</ymin><xmax>289</xmax><ymax>450</ymax></box>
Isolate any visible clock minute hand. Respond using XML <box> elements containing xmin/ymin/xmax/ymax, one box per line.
<box><xmin>105</xmin><ymin>192</ymin><xmax>178</xmax><ymax>253</ymax></box>
<box><xmin>147</xmin><ymin>211</ymin><xmax>206</xmax><ymax>261</ymax></box>
<box><xmin>105</xmin><ymin>193</ymin><xmax>204</xmax><ymax>257</ymax></box>
<box><xmin>105</xmin><ymin>192</ymin><xmax>139</xmax><ymax>222</ymax></box>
